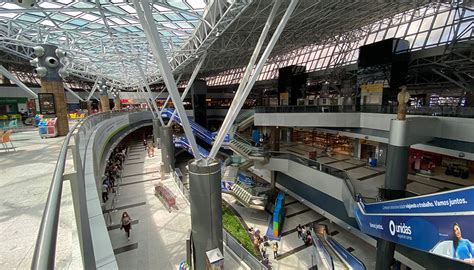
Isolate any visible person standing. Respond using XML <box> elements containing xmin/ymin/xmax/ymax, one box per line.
<box><xmin>272</xmin><ymin>241</ymin><xmax>279</xmax><ymax>259</ymax></box>
<box><xmin>297</xmin><ymin>224</ymin><xmax>302</xmax><ymax>239</ymax></box>
<box><xmin>302</xmin><ymin>226</ymin><xmax>307</xmax><ymax>242</ymax></box>
<box><xmin>101</xmin><ymin>182</ymin><xmax>108</xmax><ymax>202</ymax></box>
<box><xmin>121</xmin><ymin>212</ymin><xmax>132</xmax><ymax>241</ymax></box>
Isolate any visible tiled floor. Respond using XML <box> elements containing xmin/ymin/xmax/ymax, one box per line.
<box><xmin>280</xmin><ymin>142</ymin><xmax>468</xmax><ymax>197</ymax></box>
<box><xmin>0</xmin><ymin>128</ymin><xmax>82</xmax><ymax>269</ymax></box>
<box><xmin>107</xmin><ymin>142</ymin><xmax>247</xmax><ymax>269</ymax></box>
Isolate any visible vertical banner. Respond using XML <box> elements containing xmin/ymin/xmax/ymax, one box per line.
<box><xmin>354</xmin><ymin>187</ymin><xmax>474</xmax><ymax>265</ymax></box>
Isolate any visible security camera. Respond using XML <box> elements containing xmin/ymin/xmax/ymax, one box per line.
<box><xmin>45</xmin><ymin>56</ymin><xmax>59</xmax><ymax>68</ymax></box>
<box><xmin>33</xmin><ymin>46</ymin><xmax>45</xmax><ymax>57</ymax></box>
<box><xmin>33</xmin><ymin>67</ymin><xmax>47</xmax><ymax>77</ymax></box>
<box><xmin>13</xmin><ymin>0</ymin><xmax>36</xmax><ymax>8</ymax></box>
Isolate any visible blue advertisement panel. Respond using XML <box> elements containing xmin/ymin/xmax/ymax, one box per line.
<box><xmin>362</xmin><ymin>187</ymin><xmax>474</xmax><ymax>214</ymax></box>
<box><xmin>354</xmin><ymin>187</ymin><xmax>474</xmax><ymax>265</ymax></box>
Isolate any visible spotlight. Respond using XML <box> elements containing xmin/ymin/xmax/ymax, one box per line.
<box><xmin>55</xmin><ymin>48</ymin><xmax>67</xmax><ymax>59</ymax></box>
<box><xmin>33</xmin><ymin>45</ymin><xmax>45</xmax><ymax>57</ymax></box>
<box><xmin>33</xmin><ymin>67</ymin><xmax>47</xmax><ymax>77</ymax></box>
<box><xmin>29</xmin><ymin>58</ymin><xmax>39</xmax><ymax>67</ymax></box>
<box><xmin>58</xmin><ymin>68</ymin><xmax>69</xmax><ymax>78</ymax></box>
<box><xmin>14</xmin><ymin>0</ymin><xmax>36</xmax><ymax>8</ymax></box>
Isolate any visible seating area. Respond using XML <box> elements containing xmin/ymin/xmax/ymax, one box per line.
<box><xmin>0</xmin><ymin>119</ymin><xmax>18</xmax><ymax>130</ymax></box>
<box><xmin>67</xmin><ymin>112</ymin><xmax>87</xmax><ymax>120</ymax></box>
<box><xmin>0</xmin><ymin>129</ymin><xmax>15</xmax><ymax>152</ymax></box>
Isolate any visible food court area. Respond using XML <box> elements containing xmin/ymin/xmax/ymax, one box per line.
<box><xmin>276</xmin><ymin>127</ymin><xmax>474</xmax><ymax>198</ymax></box>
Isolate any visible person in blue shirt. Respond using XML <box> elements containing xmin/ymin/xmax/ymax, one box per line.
<box><xmin>453</xmin><ymin>223</ymin><xmax>474</xmax><ymax>264</ymax></box>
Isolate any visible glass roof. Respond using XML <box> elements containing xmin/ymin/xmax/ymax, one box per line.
<box><xmin>0</xmin><ymin>0</ymin><xmax>208</xmax><ymax>87</ymax></box>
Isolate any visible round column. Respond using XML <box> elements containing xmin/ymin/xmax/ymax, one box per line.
<box><xmin>188</xmin><ymin>159</ymin><xmax>223</xmax><ymax>269</ymax></box>
<box><xmin>152</xmin><ymin>118</ymin><xmax>161</xmax><ymax>145</ymax></box>
<box><xmin>98</xmin><ymin>79</ymin><xmax>110</xmax><ymax>112</ymax></box>
<box><xmin>159</xmin><ymin>126</ymin><xmax>175</xmax><ymax>173</ymax></box>
<box><xmin>113</xmin><ymin>96</ymin><xmax>121</xmax><ymax>111</ymax></box>
<box><xmin>376</xmin><ymin>119</ymin><xmax>410</xmax><ymax>270</ymax></box>
<box><xmin>32</xmin><ymin>44</ymin><xmax>69</xmax><ymax>136</ymax></box>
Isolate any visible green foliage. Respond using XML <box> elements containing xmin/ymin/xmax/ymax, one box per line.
<box><xmin>222</xmin><ymin>204</ymin><xmax>257</xmax><ymax>257</ymax></box>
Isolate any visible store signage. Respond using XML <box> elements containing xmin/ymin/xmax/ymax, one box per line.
<box><xmin>361</xmin><ymin>84</ymin><xmax>383</xmax><ymax>93</ymax></box>
<box><xmin>354</xmin><ymin>187</ymin><xmax>474</xmax><ymax>264</ymax></box>
<box><xmin>38</xmin><ymin>93</ymin><xmax>56</xmax><ymax>115</ymax></box>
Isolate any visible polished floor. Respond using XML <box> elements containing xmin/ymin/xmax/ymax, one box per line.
<box><xmin>0</xmin><ymin>128</ymin><xmax>82</xmax><ymax>269</ymax></box>
<box><xmin>106</xmin><ymin>141</ymin><xmax>247</xmax><ymax>269</ymax></box>
<box><xmin>280</xmin><ymin>142</ymin><xmax>471</xmax><ymax>199</ymax></box>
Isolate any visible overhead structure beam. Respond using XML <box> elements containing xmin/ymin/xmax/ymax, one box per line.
<box><xmin>86</xmin><ymin>77</ymin><xmax>101</xmax><ymax>101</ymax></box>
<box><xmin>63</xmin><ymin>86</ymin><xmax>84</xmax><ymax>102</ymax></box>
<box><xmin>167</xmin><ymin>52</ymin><xmax>207</xmax><ymax>127</ymax></box>
<box><xmin>137</xmin><ymin>64</ymin><xmax>165</xmax><ymax>125</ymax></box>
<box><xmin>431</xmin><ymin>68</ymin><xmax>470</xmax><ymax>92</ymax></box>
<box><xmin>0</xmin><ymin>65</ymin><xmax>38</xmax><ymax>98</ymax></box>
<box><xmin>155</xmin><ymin>73</ymin><xmax>183</xmax><ymax>102</ymax></box>
<box><xmin>208</xmin><ymin>0</ymin><xmax>299</xmax><ymax>160</ymax></box>
<box><xmin>138</xmin><ymin>86</ymin><xmax>158</xmax><ymax>119</ymax></box>
<box><xmin>134</xmin><ymin>0</ymin><xmax>201</xmax><ymax>160</ymax></box>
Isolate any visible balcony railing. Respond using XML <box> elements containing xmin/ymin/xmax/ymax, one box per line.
<box><xmin>255</xmin><ymin>105</ymin><xmax>474</xmax><ymax>118</ymax></box>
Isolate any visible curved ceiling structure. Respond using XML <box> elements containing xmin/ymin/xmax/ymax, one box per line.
<box><xmin>0</xmin><ymin>0</ymin><xmax>432</xmax><ymax>89</ymax></box>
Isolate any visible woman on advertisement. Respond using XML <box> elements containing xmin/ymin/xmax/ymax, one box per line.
<box><xmin>453</xmin><ymin>223</ymin><xmax>474</xmax><ymax>264</ymax></box>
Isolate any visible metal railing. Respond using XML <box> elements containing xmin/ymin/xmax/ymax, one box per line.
<box><xmin>267</xmin><ymin>151</ymin><xmax>364</xmax><ymax>205</ymax></box>
<box><xmin>31</xmin><ymin>120</ymin><xmax>83</xmax><ymax>269</ymax></box>
<box><xmin>255</xmin><ymin>104</ymin><xmax>474</xmax><ymax>118</ymax></box>
<box><xmin>223</xmin><ymin>230</ymin><xmax>268</xmax><ymax>270</ymax></box>
<box><xmin>32</xmin><ymin>111</ymin><xmax>129</xmax><ymax>270</ymax></box>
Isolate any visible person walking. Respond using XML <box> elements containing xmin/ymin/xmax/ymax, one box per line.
<box><xmin>272</xmin><ymin>241</ymin><xmax>279</xmax><ymax>259</ymax></box>
<box><xmin>297</xmin><ymin>224</ymin><xmax>302</xmax><ymax>239</ymax></box>
<box><xmin>120</xmin><ymin>212</ymin><xmax>132</xmax><ymax>241</ymax></box>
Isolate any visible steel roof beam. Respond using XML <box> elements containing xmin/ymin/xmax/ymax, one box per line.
<box><xmin>134</xmin><ymin>0</ymin><xmax>201</xmax><ymax>160</ymax></box>
<box><xmin>208</xmin><ymin>0</ymin><xmax>298</xmax><ymax>160</ymax></box>
<box><xmin>0</xmin><ymin>64</ymin><xmax>38</xmax><ymax>98</ymax></box>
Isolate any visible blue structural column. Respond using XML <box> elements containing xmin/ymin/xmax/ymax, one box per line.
<box><xmin>376</xmin><ymin>87</ymin><xmax>411</xmax><ymax>270</ymax></box>
<box><xmin>188</xmin><ymin>159</ymin><xmax>223</xmax><ymax>269</ymax></box>
<box><xmin>159</xmin><ymin>126</ymin><xmax>175</xmax><ymax>173</ymax></box>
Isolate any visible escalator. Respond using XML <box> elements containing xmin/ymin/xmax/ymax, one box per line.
<box><xmin>310</xmin><ymin>223</ymin><xmax>368</xmax><ymax>270</ymax></box>
<box><xmin>162</xmin><ymin>109</ymin><xmax>230</xmax><ymax>145</ymax></box>
<box><xmin>174</xmin><ymin>136</ymin><xmax>209</xmax><ymax>158</ymax></box>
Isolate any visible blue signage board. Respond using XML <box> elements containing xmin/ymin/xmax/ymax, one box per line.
<box><xmin>362</xmin><ymin>187</ymin><xmax>474</xmax><ymax>214</ymax></box>
<box><xmin>354</xmin><ymin>187</ymin><xmax>474</xmax><ymax>265</ymax></box>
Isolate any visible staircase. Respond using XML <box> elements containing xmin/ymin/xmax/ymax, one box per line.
<box><xmin>229</xmin><ymin>134</ymin><xmax>267</xmax><ymax>161</ymax></box>
<box><xmin>231</xmin><ymin>183</ymin><xmax>252</xmax><ymax>207</ymax></box>
<box><xmin>222</xmin><ymin>165</ymin><xmax>239</xmax><ymax>182</ymax></box>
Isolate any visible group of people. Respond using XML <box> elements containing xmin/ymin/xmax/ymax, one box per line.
<box><xmin>248</xmin><ymin>227</ymin><xmax>279</xmax><ymax>267</ymax></box>
<box><xmin>296</xmin><ymin>224</ymin><xmax>314</xmax><ymax>246</ymax></box>
<box><xmin>102</xmin><ymin>146</ymin><xmax>126</xmax><ymax>203</ymax></box>
<box><xmin>143</xmin><ymin>138</ymin><xmax>155</xmax><ymax>158</ymax></box>
<box><xmin>103</xmin><ymin>145</ymin><xmax>134</xmax><ymax>241</ymax></box>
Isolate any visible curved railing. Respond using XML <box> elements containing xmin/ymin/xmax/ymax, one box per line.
<box><xmin>32</xmin><ymin>111</ymin><xmax>153</xmax><ymax>270</ymax></box>
<box><xmin>31</xmin><ymin>120</ymin><xmax>84</xmax><ymax>270</ymax></box>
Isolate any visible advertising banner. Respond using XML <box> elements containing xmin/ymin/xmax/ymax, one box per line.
<box><xmin>354</xmin><ymin>187</ymin><xmax>474</xmax><ymax>265</ymax></box>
